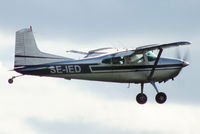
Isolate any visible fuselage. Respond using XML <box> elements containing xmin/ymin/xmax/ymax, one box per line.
<box><xmin>15</xmin><ymin>54</ymin><xmax>188</xmax><ymax>83</ymax></box>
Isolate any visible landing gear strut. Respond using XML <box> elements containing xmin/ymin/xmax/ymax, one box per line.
<box><xmin>136</xmin><ymin>83</ymin><xmax>147</xmax><ymax>104</ymax></box>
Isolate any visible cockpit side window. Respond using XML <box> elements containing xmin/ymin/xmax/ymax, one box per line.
<box><xmin>125</xmin><ymin>53</ymin><xmax>144</xmax><ymax>64</ymax></box>
<box><xmin>145</xmin><ymin>51</ymin><xmax>156</xmax><ymax>61</ymax></box>
<box><xmin>112</xmin><ymin>57</ymin><xmax>124</xmax><ymax>64</ymax></box>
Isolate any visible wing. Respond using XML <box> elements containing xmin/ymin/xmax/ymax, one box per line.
<box><xmin>67</xmin><ymin>47</ymin><xmax>113</xmax><ymax>57</ymax></box>
<box><xmin>88</xmin><ymin>47</ymin><xmax>113</xmax><ymax>53</ymax></box>
<box><xmin>66</xmin><ymin>50</ymin><xmax>88</xmax><ymax>55</ymax></box>
<box><xmin>86</xmin><ymin>47</ymin><xmax>113</xmax><ymax>57</ymax></box>
<box><xmin>135</xmin><ymin>41</ymin><xmax>191</xmax><ymax>53</ymax></box>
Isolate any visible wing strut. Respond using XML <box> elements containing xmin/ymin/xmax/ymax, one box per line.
<box><xmin>148</xmin><ymin>48</ymin><xmax>163</xmax><ymax>81</ymax></box>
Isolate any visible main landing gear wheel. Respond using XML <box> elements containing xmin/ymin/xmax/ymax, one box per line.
<box><xmin>151</xmin><ymin>82</ymin><xmax>167</xmax><ymax>104</ymax></box>
<box><xmin>136</xmin><ymin>93</ymin><xmax>147</xmax><ymax>104</ymax></box>
<box><xmin>136</xmin><ymin>83</ymin><xmax>147</xmax><ymax>104</ymax></box>
<box><xmin>155</xmin><ymin>92</ymin><xmax>167</xmax><ymax>104</ymax></box>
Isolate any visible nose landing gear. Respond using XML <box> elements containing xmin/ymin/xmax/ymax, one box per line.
<box><xmin>136</xmin><ymin>82</ymin><xmax>167</xmax><ymax>104</ymax></box>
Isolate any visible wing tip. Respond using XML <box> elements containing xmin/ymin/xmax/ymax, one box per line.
<box><xmin>187</xmin><ymin>41</ymin><xmax>192</xmax><ymax>44</ymax></box>
<box><xmin>181</xmin><ymin>41</ymin><xmax>192</xmax><ymax>45</ymax></box>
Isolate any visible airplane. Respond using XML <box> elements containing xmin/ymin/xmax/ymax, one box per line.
<box><xmin>8</xmin><ymin>26</ymin><xmax>191</xmax><ymax>104</ymax></box>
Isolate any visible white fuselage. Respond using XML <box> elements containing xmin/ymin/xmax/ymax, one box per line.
<box><xmin>45</xmin><ymin>57</ymin><xmax>185</xmax><ymax>83</ymax></box>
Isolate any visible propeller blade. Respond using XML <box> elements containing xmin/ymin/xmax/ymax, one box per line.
<box><xmin>183</xmin><ymin>48</ymin><xmax>190</xmax><ymax>61</ymax></box>
<box><xmin>175</xmin><ymin>47</ymin><xmax>181</xmax><ymax>59</ymax></box>
<box><xmin>175</xmin><ymin>47</ymin><xmax>190</xmax><ymax>61</ymax></box>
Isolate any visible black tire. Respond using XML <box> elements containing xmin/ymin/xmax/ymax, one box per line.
<box><xmin>136</xmin><ymin>93</ymin><xmax>147</xmax><ymax>104</ymax></box>
<box><xmin>8</xmin><ymin>79</ymin><xmax>13</xmax><ymax>84</ymax></box>
<box><xmin>155</xmin><ymin>92</ymin><xmax>167</xmax><ymax>104</ymax></box>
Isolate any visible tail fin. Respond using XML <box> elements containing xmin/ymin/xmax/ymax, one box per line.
<box><xmin>14</xmin><ymin>27</ymin><xmax>73</xmax><ymax>67</ymax></box>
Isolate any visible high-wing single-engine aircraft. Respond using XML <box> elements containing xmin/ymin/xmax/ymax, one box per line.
<box><xmin>8</xmin><ymin>27</ymin><xmax>191</xmax><ymax>104</ymax></box>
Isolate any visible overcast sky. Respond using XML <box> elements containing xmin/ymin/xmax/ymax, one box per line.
<box><xmin>0</xmin><ymin>0</ymin><xmax>200</xmax><ymax>134</ymax></box>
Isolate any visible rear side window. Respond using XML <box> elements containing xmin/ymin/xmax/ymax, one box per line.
<box><xmin>102</xmin><ymin>58</ymin><xmax>112</xmax><ymax>64</ymax></box>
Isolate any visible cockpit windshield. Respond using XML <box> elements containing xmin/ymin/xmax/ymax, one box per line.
<box><xmin>145</xmin><ymin>51</ymin><xmax>157</xmax><ymax>61</ymax></box>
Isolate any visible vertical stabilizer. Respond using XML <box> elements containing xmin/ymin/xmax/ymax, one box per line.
<box><xmin>14</xmin><ymin>27</ymin><xmax>73</xmax><ymax>67</ymax></box>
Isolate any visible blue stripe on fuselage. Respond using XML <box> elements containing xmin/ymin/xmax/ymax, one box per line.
<box><xmin>15</xmin><ymin>63</ymin><xmax>183</xmax><ymax>76</ymax></box>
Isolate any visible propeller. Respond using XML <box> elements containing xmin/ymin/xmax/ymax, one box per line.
<box><xmin>175</xmin><ymin>47</ymin><xmax>190</xmax><ymax>61</ymax></box>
